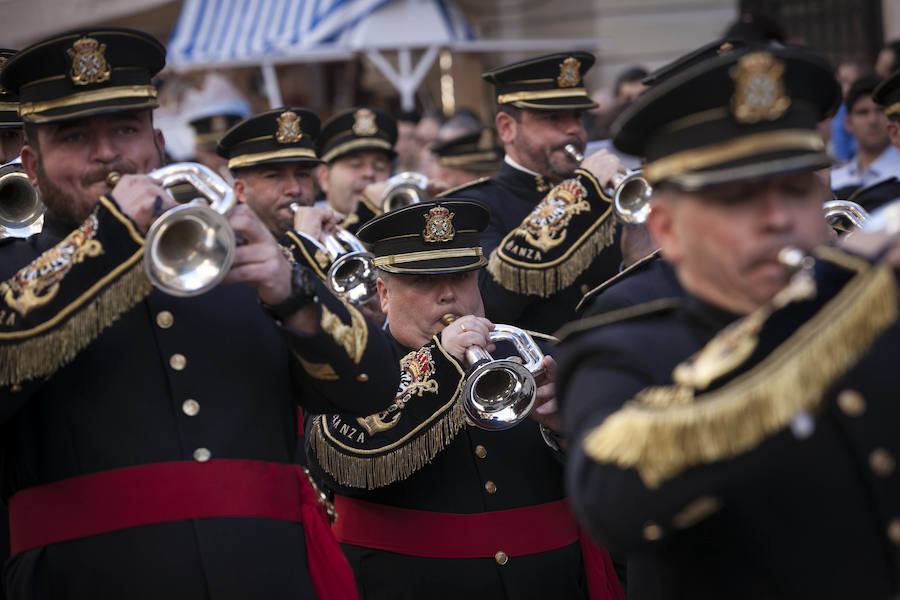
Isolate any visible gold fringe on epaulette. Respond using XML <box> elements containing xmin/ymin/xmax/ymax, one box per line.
<box><xmin>309</xmin><ymin>399</ymin><xmax>468</xmax><ymax>489</ymax></box>
<box><xmin>0</xmin><ymin>261</ymin><xmax>152</xmax><ymax>386</ymax></box>
<box><xmin>487</xmin><ymin>216</ymin><xmax>617</xmax><ymax>297</ymax></box>
<box><xmin>583</xmin><ymin>264</ymin><xmax>898</xmax><ymax>489</ymax></box>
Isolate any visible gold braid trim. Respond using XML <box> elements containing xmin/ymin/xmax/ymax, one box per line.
<box><xmin>0</xmin><ymin>260</ymin><xmax>152</xmax><ymax>386</ymax></box>
<box><xmin>487</xmin><ymin>215</ymin><xmax>617</xmax><ymax>297</ymax></box>
<box><xmin>309</xmin><ymin>398</ymin><xmax>467</xmax><ymax>489</ymax></box>
<box><xmin>294</xmin><ymin>352</ymin><xmax>340</xmax><ymax>381</ymax></box>
<box><xmin>320</xmin><ymin>301</ymin><xmax>368</xmax><ymax>364</ymax></box>
<box><xmin>309</xmin><ymin>338</ymin><xmax>467</xmax><ymax>489</ymax></box>
<box><xmin>583</xmin><ymin>264</ymin><xmax>898</xmax><ymax>489</ymax></box>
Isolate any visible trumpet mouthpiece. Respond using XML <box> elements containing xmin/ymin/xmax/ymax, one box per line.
<box><xmin>440</xmin><ymin>313</ymin><xmax>457</xmax><ymax>326</ymax></box>
<box><xmin>563</xmin><ymin>144</ymin><xmax>583</xmax><ymax>162</ymax></box>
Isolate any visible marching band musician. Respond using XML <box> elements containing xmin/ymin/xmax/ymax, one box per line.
<box><xmin>557</xmin><ymin>42</ymin><xmax>900</xmax><ymax>599</ymax></box>
<box><xmin>315</xmin><ymin>107</ymin><xmax>397</xmax><ymax>234</ymax></box>
<box><xmin>445</xmin><ymin>52</ymin><xmax>625</xmax><ymax>334</ymax></box>
<box><xmin>304</xmin><ymin>199</ymin><xmax>623</xmax><ymax>600</ymax></box>
<box><xmin>0</xmin><ymin>27</ymin><xmax>401</xmax><ymax>599</ymax></box>
<box><xmin>429</xmin><ymin>127</ymin><xmax>503</xmax><ymax>188</ymax></box>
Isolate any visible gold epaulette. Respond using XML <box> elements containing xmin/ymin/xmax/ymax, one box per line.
<box><xmin>0</xmin><ymin>197</ymin><xmax>151</xmax><ymax>386</ymax></box>
<box><xmin>309</xmin><ymin>335</ymin><xmax>467</xmax><ymax>489</ymax></box>
<box><xmin>487</xmin><ymin>170</ymin><xmax>617</xmax><ymax>297</ymax></box>
<box><xmin>576</xmin><ymin>249</ymin><xmax>662</xmax><ymax>313</ymax></box>
<box><xmin>583</xmin><ymin>248</ymin><xmax>897</xmax><ymax>489</ymax></box>
<box><xmin>435</xmin><ymin>176</ymin><xmax>490</xmax><ymax>198</ymax></box>
<box><xmin>555</xmin><ymin>297</ymin><xmax>682</xmax><ymax>342</ymax></box>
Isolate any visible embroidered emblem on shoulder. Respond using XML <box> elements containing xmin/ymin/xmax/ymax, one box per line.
<box><xmin>353</xmin><ymin>108</ymin><xmax>378</xmax><ymax>136</ymax></box>
<box><xmin>357</xmin><ymin>346</ymin><xmax>439</xmax><ymax>435</ymax></box>
<box><xmin>436</xmin><ymin>176</ymin><xmax>490</xmax><ymax>199</ymax></box>
<box><xmin>275</xmin><ymin>110</ymin><xmax>302</xmax><ymax>143</ymax></box>
<box><xmin>422</xmin><ymin>205</ymin><xmax>455</xmax><ymax>242</ymax></box>
<box><xmin>515</xmin><ymin>178</ymin><xmax>590</xmax><ymax>252</ymax></box>
<box><xmin>0</xmin><ymin>214</ymin><xmax>103</xmax><ymax>317</ymax></box>
<box><xmin>730</xmin><ymin>51</ymin><xmax>791</xmax><ymax>124</ymax></box>
<box><xmin>557</xmin><ymin>56</ymin><xmax>582</xmax><ymax>88</ymax></box>
<box><xmin>67</xmin><ymin>37</ymin><xmax>111</xmax><ymax>86</ymax></box>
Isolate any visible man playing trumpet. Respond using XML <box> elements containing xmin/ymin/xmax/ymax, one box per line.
<box><xmin>0</xmin><ymin>27</ymin><xmax>400</xmax><ymax>599</ymax></box>
<box><xmin>304</xmin><ymin>199</ymin><xmax>623</xmax><ymax>599</ymax></box>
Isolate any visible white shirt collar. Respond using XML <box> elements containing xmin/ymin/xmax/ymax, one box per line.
<box><xmin>504</xmin><ymin>154</ymin><xmax>543</xmax><ymax>178</ymax></box>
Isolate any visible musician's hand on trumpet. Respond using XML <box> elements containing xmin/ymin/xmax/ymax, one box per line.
<box><xmin>222</xmin><ymin>204</ymin><xmax>292</xmax><ymax>304</ymax></box>
<box><xmin>439</xmin><ymin>315</ymin><xmax>496</xmax><ymax>362</ymax></box>
<box><xmin>530</xmin><ymin>355</ymin><xmax>561</xmax><ymax>433</ymax></box>
<box><xmin>291</xmin><ymin>204</ymin><xmax>339</xmax><ymax>243</ymax></box>
<box><xmin>574</xmin><ymin>148</ymin><xmax>627</xmax><ymax>193</ymax></box>
<box><xmin>107</xmin><ymin>173</ymin><xmax>178</xmax><ymax>234</ymax></box>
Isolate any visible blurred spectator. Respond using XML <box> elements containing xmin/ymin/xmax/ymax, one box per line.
<box><xmin>394</xmin><ymin>110</ymin><xmax>422</xmax><ymax>172</ymax></box>
<box><xmin>875</xmin><ymin>39</ymin><xmax>900</xmax><ymax>78</ymax></box>
<box><xmin>832</xmin><ymin>60</ymin><xmax>871</xmax><ymax>161</ymax></box>
<box><xmin>831</xmin><ymin>75</ymin><xmax>900</xmax><ymax>196</ymax></box>
<box><xmin>586</xmin><ymin>66</ymin><xmax>647</xmax><ymax>141</ymax></box>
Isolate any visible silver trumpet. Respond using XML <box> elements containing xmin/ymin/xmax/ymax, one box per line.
<box><xmin>382</xmin><ymin>172</ymin><xmax>428</xmax><ymax>212</ymax></box>
<box><xmin>108</xmin><ymin>162</ymin><xmax>237</xmax><ymax>297</ymax></box>
<box><xmin>289</xmin><ymin>203</ymin><xmax>378</xmax><ymax>305</ymax></box>
<box><xmin>564</xmin><ymin>143</ymin><xmax>653</xmax><ymax>225</ymax></box>
<box><xmin>823</xmin><ymin>199</ymin><xmax>869</xmax><ymax>231</ymax></box>
<box><xmin>0</xmin><ymin>157</ymin><xmax>44</xmax><ymax>240</ymax></box>
<box><xmin>442</xmin><ymin>314</ymin><xmax>545</xmax><ymax>431</ymax></box>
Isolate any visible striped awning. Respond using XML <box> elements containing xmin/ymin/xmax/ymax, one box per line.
<box><xmin>167</xmin><ymin>0</ymin><xmax>392</xmax><ymax>68</ymax></box>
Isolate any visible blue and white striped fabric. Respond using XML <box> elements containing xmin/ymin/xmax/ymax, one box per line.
<box><xmin>167</xmin><ymin>0</ymin><xmax>392</xmax><ymax>67</ymax></box>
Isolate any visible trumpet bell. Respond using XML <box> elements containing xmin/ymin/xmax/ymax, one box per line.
<box><xmin>463</xmin><ymin>358</ymin><xmax>536</xmax><ymax>431</ymax></box>
<box><xmin>0</xmin><ymin>160</ymin><xmax>44</xmax><ymax>239</ymax></box>
<box><xmin>327</xmin><ymin>250</ymin><xmax>378</xmax><ymax>305</ymax></box>
<box><xmin>144</xmin><ymin>200</ymin><xmax>236</xmax><ymax>297</ymax></box>
<box><xmin>613</xmin><ymin>171</ymin><xmax>653</xmax><ymax>225</ymax></box>
<box><xmin>382</xmin><ymin>172</ymin><xmax>428</xmax><ymax>212</ymax></box>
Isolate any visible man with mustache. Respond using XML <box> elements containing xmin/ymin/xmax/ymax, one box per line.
<box><xmin>444</xmin><ymin>52</ymin><xmax>625</xmax><ymax>335</ymax></box>
<box><xmin>557</xmin><ymin>43</ymin><xmax>900</xmax><ymax>599</ymax></box>
<box><xmin>219</xmin><ymin>107</ymin><xmax>339</xmax><ymax>242</ymax></box>
<box><xmin>316</xmin><ymin>107</ymin><xmax>396</xmax><ymax>235</ymax></box>
<box><xmin>304</xmin><ymin>199</ymin><xmax>623</xmax><ymax>600</ymax></box>
<box><xmin>0</xmin><ymin>28</ymin><xmax>400</xmax><ymax>599</ymax></box>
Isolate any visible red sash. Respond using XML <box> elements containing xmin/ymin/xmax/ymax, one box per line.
<box><xmin>8</xmin><ymin>459</ymin><xmax>358</xmax><ymax>600</ymax></box>
<box><xmin>333</xmin><ymin>495</ymin><xmax>624</xmax><ymax>600</ymax></box>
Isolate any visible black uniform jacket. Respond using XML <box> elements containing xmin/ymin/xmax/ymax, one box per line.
<box><xmin>306</xmin><ymin>333</ymin><xmax>588</xmax><ymax>600</ymax></box>
<box><xmin>556</xmin><ymin>246</ymin><xmax>900</xmax><ymax>600</ymax></box>
<box><xmin>575</xmin><ymin>251</ymin><xmax>683</xmax><ymax>318</ymax></box>
<box><xmin>0</xmin><ymin>198</ymin><xmax>400</xmax><ymax>600</ymax></box>
<box><xmin>446</xmin><ymin>161</ymin><xmax>622</xmax><ymax>334</ymax></box>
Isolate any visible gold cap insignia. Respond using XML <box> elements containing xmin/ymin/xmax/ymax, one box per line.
<box><xmin>557</xmin><ymin>57</ymin><xmax>582</xmax><ymax>88</ymax></box>
<box><xmin>717</xmin><ymin>42</ymin><xmax>734</xmax><ymax>55</ymax></box>
<box><xmin>353</xmin><ymin>108</ymin><xmax>378</xmax><ymax>136</ymax></box>
<box><xmin>730</xmin><ymin>52</ymin><xmax>791</xmax><ymax>124</ymax></box>
<box><xmin>422</xmin><ymin>205</ymin><xmax>455</xmax><ymax>243</ymax></box>
<box><xmin>276</xmin><ymin>110</ymin><xmax>303</xmax><ymax>143</ymax></box>
<box><xmin>67</xmin><ymin>37</ymin><xmax>111</xmax><ymax>86</ymax></box>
